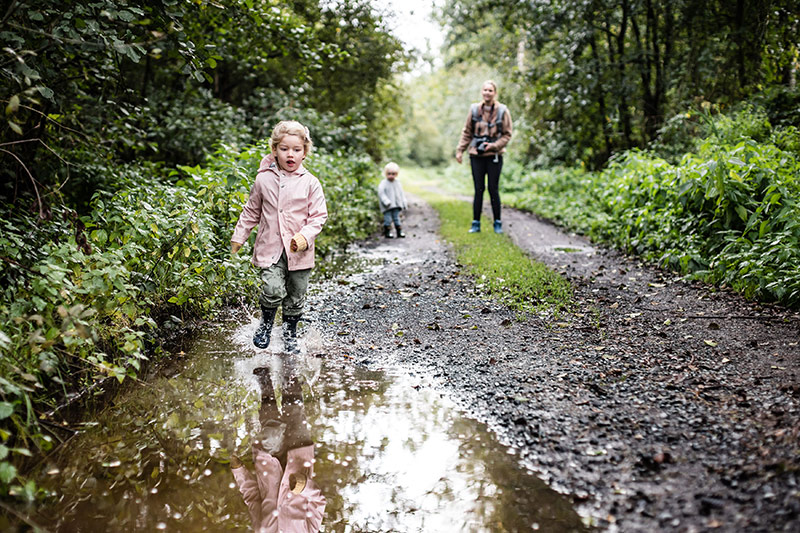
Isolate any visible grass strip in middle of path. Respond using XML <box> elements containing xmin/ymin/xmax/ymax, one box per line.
<box><xmin>404</xmin><ymin>168</ymin><xmax>572</xmax><ymax>316</ymax></box>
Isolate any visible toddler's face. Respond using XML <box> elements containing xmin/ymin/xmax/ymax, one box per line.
<box><xmin>385</xmin><ymin>170</ymin><xmax>398</xmax><ymax>181</ymax></box>
<box><xmin>275</xmin><ymin>134</ymin><xmax>306</xmax><ymax>172</ymax></box>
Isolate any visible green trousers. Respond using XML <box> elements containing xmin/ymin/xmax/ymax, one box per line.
<box><xmin>258</xmin><ymin>251</ymin><xmax>311</xmax><ymax>316</ymax></box>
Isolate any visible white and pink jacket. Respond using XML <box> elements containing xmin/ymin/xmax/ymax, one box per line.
<box><xmin>232</xmin><ymin>154</ymin><xmax>328</xmax><ymax>271</ymax></box>
<box><xmin>232</xmin><ymin>445</ymin><xmax>326</xmax><ymax>533</ymax></box>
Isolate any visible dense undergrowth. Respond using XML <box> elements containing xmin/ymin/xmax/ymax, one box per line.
<box><xmin>0</xmin><ymin>144</ymin><xmax>378</xmax><ymax>498</ymax></box>
<box><xmin>502</xmin><ymin>107</ymin><xmax>800</xmax><ymax>308</ymax></box>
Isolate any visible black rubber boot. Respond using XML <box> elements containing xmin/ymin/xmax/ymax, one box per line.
<box><xmin>281</xmin><ymin>355</ymin><xmax>304</xmax><ymax>404</ymax></box>
<box><xmin>283</xmin><ymin>314</ymin><xmax>302</xmax><ymax>354</ymax></box>
<box><xmin>253</xmin><ymin>305</ymin><xmax>277</xmax><ymax>349</ymax></box>
<box><xmin>395</xmin><ymin>224</ymin><xmax>406</xmax><ymax>238</ymax></box>
<box><xmin>383</xmin><ymin>225</ymin><xmax>394</xmax><ymax>238</ymax></box>
<box><xmin>252</xmin><ymin>366</ymin><xmax>274</xmax><ymax>400</ymax></box>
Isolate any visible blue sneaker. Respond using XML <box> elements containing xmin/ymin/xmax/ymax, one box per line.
<box><xmin>469</xmin><ymin>220</ymin><xmax>481</xmax><ymax>233</ymax></box>
<box><xmin>493</xmin><ymin>220</ymin><xmax>503</xmax><ymax>234</ymax></box>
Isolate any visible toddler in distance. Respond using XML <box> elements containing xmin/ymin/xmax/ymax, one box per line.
<box><xmin>377</xmin><ymin>162</ymin><xmax>407</xmax><ymax>238</ymax></box>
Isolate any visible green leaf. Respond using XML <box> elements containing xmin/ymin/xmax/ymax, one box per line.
<box><xmin>91</xmin><ymin>229</ymin><xmax>108</xmax><ymax>244</ymax></box>
<box><xmin>5</xmin><ymin>95</ymin><xmax>20</xmax><ymax>115</ymax></box>
<box><xmin>0</xmin><ymin>330</ymin><xmax>10</xmax><ymax>350</ymax></box>
<box><xmin>0</xmin><ymin>402</ymin><xmax>14</xmax><ymax>419</ymax></box>
<box><xmin>36</xmin><ymin>86</ymin><xmax>54</xmax><ymax>99</ymax></box>
<box><xmin>0</xmin><ymin>462</ymin><xmax>17</xmax><ymax>484</ymax></box>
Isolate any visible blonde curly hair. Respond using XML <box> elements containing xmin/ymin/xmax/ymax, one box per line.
<box><xmin>270</xmin><ymin>120</ymin><xmax>313</xmax><ymax>155</ymax></box>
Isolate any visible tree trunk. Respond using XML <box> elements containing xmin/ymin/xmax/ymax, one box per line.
<box><xmin>613</xmin><ymin>0</ymin><xmax>633</xmax><ymax>149</ymax></box>
<box><xmin>589</xmin><ymin>31</ymin><xmax>611</xmax><ymax>164</ymax></box>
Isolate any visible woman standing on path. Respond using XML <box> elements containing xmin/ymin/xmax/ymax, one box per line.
<box><xmin>455</xmin><ymin>80</ymin><xmax>513</xmax><ymax>234</ymax></box>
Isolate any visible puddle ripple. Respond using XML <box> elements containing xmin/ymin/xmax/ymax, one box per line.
<box><xmin>21</xmin><ymin>325</ymin><xmax>587</xmax><ymax>532</ymax></box>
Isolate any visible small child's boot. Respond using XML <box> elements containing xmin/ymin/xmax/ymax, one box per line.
<box><xmin>395</xmin><ymin>224</ymin><xmax>406</xmax><ymax>238</ymax></box>
<box><xmin>283</xmin><ymin>314</ymin><xmax>302</xmax><ymax>354</ymax></box>
<box><xmin>253</xmin><ymin>366</ymin><xmax>275</xmax><ymax>400</ymax></box>
<box><xmin>282</xmin><ymin>356</ymin><xmax>304</xmax><ymax>404</ymax></box>
<box><xmin>383</xmin><ymin>225</ymin><xmax>395</xmax><ymax>239</ymax></box>
<box><xmin>253</xmin><ymin>305</ymin><xmax>277</xmax><ymax>349</ymax></box>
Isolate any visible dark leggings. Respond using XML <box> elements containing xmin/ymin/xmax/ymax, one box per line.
<box><xmin>470</xmin><ymin>155</ymin><xmax>503</xmax><ymax>221</ymax></box>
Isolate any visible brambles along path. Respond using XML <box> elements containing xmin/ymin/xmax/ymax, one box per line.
<box><xmin>313</xmin><ymin>192</ymin><xmax>800</xmax><ymax>532</ymax></box>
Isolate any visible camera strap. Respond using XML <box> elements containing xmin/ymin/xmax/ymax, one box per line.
<box><xmin>470</xmin><ymin>102</ymin><xmax>505</xmax><ymax>140</ymax></box>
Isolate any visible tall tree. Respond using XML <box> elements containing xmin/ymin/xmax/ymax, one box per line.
<box><xmin>439</xmin><ymin>0</ymin><xmax>800</xmax><ymax>168</ymax></box>
<box><xmin>1</xmin><ymin>0</ymin><xmax>407</xmax><ymax>212</ymax></box>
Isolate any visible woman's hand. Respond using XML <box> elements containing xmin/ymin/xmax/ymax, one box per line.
<box><xmin>231</xmin><ymin>241</ymin><xmax>243</xmax><ymax>254</ymax></box>
<box><xmin>455</xmin><ymin>151</ymin><xmax>463</xmax><ymax>164</ymax></box>
<box><xmin>290</xmin><ymin>233</ymin><xmax>308</xmax><ymax>252</ymax></box>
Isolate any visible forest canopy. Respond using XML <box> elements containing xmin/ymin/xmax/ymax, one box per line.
<box><xmin>431</xmin><ymin>0</ymin><xmax>800</xmax><ymax>169</ymax></box>
<box><xmin>1</xmin><ymin>0</ymin><xmax>408</xmax><ymax>212</ymax></box>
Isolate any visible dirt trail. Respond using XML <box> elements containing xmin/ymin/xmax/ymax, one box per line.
<box><xmin>312</xmin><ymin>191</ymin><xmax>800</xmax><ymax>532</ymax></box>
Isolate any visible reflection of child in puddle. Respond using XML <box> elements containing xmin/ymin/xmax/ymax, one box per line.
<box><xmin>231</xmin><ymin>362</ymin><xmax>326</xmax><ymax>532</ymax></box>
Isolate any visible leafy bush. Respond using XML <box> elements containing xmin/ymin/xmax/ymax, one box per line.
<box><xmin>506</xmin><ymin>126</ymin><xmax>800</xmax><ymax>307</ymax></box>
<box><xmin>143</xmin><ymin>88</ymin><xmax>254</xmax><ymax>167</ymax></box>
<box><xmin>0</xmin><ymin>141</ymin><xmax>379</xmax><ymax>498</ymax></box>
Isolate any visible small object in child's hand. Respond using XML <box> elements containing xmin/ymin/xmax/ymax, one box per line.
<box><xmin>291</xmin><ymin>233</ymin><xmax>308</xmax><ymax>252</ymax></box>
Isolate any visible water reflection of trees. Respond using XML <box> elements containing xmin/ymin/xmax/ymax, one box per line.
<box><xmin>22</xmin><ymin>334</ymin><xmax>587</xmax><ymax>532</ymax></box>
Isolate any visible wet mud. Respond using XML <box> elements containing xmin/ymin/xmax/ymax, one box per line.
<box><xmin>310</xmin><ymin>193</ymin><xmax>800</xmax><ymax>532</ymax></box>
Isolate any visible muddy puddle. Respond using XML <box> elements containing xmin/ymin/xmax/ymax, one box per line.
<box><xmin>17</xmin><ymin>316</ymin><xmax>588</xmax><ymax>532</ymax></box>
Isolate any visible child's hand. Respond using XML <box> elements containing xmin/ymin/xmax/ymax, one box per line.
<box><xmin>290</xmin><ymin>233</ymin><xmax>308</xmax><ymax>252</ymax></box>
<box><xmin>231</xmin><ymin>241</ymin><xmax>243</xmax><ymax>254</ymax></box>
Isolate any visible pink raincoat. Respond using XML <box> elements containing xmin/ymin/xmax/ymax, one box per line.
<box><xmin>231</xmin><ymin>155</ymin><xmax>328</xmax><ymax>271</ymax></box>
<box><xmin>232</xmin><ymin>445</ymin><xmax>326</xmax><ymax>533</ymax></box>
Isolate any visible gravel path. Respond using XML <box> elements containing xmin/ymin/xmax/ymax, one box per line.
<box><xmin>312</xmin><ymin>192</ymin><xmax>800</xmax><ymax>532</ymax></box>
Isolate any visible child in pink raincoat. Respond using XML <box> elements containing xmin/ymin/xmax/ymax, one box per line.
<box><xmin>231</xmin><ymin>363</ymin><xmax>326</xmax><ymax>532</ymax></box>
<box><xmin>231</xmin><ymin>121</ymin><xmax>328</xmax><ymax>353</ymax></box>
<box><xmin>231</xmin><ymin>444</ymin><xmax>325</xmax><ymax>533</ymax></box>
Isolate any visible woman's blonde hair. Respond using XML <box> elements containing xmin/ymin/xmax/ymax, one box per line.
<box><xmin>270</xmin><ymin>120</ymin><xmax>313</xmax><ymax>155</ymax></box>
<box><xmin>483</xmin><ymin>80</ymin><xmax>498</xmax><ymax>92</ymax></box>
<box><xmin>384</xmin><ymin>162</ymin><xmax>400</xmax><ymax>174</ymax></box>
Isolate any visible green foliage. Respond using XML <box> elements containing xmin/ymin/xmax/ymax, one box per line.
<box><xmin>0</xmin><ymin>141</ymin><xmax>379</xmax><ymax>497</ymax></box>
<box><xmin>439</xmin><ymin>0</ymin><xmax>800</xmax><ymax>168</ymax></box>
<box><xmin>1</xmin><ymin>0</ymin><xmax>407</xmax><ymax>212</ymax></box>
<box><xmin>504</xmin><ymin>111</ymin><xmax>800</xmax><ymax>307</ymax></box>
<box><xmin>1</xmin><ymin>0</ymin><xmax>212</xmax><ymax>204</ymax></box>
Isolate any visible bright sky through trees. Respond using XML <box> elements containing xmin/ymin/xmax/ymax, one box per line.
<box><xmin>374</xmin><ymin>0</ymin><xmax>444</xmax><ymax>70</ymax></box>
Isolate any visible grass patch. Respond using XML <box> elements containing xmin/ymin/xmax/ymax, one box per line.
<box><xmin>402</xmin><ymin>166</ymin><xmax>573</xmax><ymax>315</ymax></box>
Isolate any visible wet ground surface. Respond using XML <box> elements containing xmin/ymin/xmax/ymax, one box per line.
<box><xmin>15</xmin><ymin>320</ymin><xmax>587</xmax><ymax>532</ymax></box>
<box><xmin>310</xmin><ymin>193</ymin><xmax>800</xmax><ymax>532</ymax></box>
<box><xmin>12</xmin><ymin>190</ymin><xmax>800</xmax><ymax>533</ymax></box>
